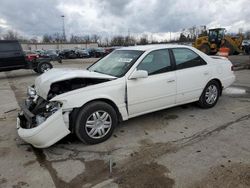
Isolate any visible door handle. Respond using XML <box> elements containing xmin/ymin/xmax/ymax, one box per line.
<box><xmin>167</xmin><ymin>79</ymin><xmax>175</xmax><ymax>83</ymax></box>
<box><xmin>204</xmin><ymin>71</ymin><xmax>209</xmax><ymax>76</ymax></box>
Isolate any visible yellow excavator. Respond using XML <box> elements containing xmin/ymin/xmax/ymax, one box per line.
<box><xmin>193</xmin><ymin>28</ymin><xmax>243</xmax><ymax>55</ymax></box>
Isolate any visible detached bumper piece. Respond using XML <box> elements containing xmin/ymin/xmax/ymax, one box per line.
<box><xmin>17</xmin><ymin>99</ymin><xmax>70</xmax><ymax>148</ymax></box>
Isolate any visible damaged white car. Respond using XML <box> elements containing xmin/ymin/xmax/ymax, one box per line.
<box><xmin>17</xmin><ymin>45</ymin><xmax>235</xmax><ymax>148</ymax></box>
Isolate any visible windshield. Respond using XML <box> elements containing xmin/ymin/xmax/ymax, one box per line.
<box><xmin>88</xmin><ymin>50</ymin><xmax>144</xmax><ymax>77</ymax></box>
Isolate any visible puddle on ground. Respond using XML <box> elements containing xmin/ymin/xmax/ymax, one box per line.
<box><xmin>224</xmin><ymin>87</ymin><xmax>247</xmax><ymax>95</ymax></box>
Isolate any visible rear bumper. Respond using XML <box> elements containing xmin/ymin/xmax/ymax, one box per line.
<box><xmin>17</xmin><ymin>107</ymin><xmax>70</xmax><ymax>148</ymax></box>
<box><xmin>222</xmin><ymin>75</ymin><xmax>236</xmax><ymax>89</ymax></box>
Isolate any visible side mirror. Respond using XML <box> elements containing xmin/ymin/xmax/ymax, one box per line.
<box><xmin>130</xmin><ymin>70</ymin><xmax>148</xmax><ymax>79</ymax></box>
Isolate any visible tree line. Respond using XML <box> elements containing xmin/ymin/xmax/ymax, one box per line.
<box><xmin>1</xmin><ymin>28</ymin><xmax>250</xmax><ymax>46</ymax></box>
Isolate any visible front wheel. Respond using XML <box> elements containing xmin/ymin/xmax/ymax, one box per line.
<box><xmin>197</xmin><ymin>80</ymin><xmax>220</xmax><ymax>108</ymax></box>
<box><xmin>75</xmin><ymin>101</ymin><xmax>118</xmax><ymax>144</ymax></box>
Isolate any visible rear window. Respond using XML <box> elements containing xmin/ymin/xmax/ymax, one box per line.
<box><xmin>0</xmin><ymin>42</ymin><xmax>21</xmax><ymax>52</ymax></box>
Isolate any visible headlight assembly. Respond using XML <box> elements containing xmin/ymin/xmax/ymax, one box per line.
<box><xmin>46</xmin><ymin>101</ymin><xmax>62</xmax><ymax>113</ymax></box>
<box><xmin>27</xmin><ymin>86</ymin><xmax>36</xmax><ymax>98</ymax></box>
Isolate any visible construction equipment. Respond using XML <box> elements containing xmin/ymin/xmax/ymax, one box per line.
<box><xmin>193</xmin><ymin>28</ymin><xmax>243</xmax><ymax>55</ymax></box>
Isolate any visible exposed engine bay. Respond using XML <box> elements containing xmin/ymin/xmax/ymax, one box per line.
<box><xmin>47</xmin><ymin>78</ymin><xmax>111</xmax><ymax>99</ymax></box>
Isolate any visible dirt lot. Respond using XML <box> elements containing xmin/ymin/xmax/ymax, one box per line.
<box><xmin>0</xmin><ymin>57</ymin><xmax>250</xmax><ymax>188</ymax></box>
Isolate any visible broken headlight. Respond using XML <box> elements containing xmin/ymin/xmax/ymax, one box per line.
<box><xmin>46</xmin><ymin>101</ymin><xmax>62</xmax><ymax>114</ymax></box>
<box><xmin>27</xmin><ymin>86</ymin><xmax>36</xmax><ymax>98</ymax></box>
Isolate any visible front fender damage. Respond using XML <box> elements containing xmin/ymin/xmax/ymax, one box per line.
<box><xmin>17</xmin><ymin>108</ymin><xmax>70</xmax><ymax>148</ymax></box>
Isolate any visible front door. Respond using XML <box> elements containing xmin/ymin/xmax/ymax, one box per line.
<box><xmin>127</xmin><ymin>49</ymin><xmax>176</xmax><ymax>117</ymax></box>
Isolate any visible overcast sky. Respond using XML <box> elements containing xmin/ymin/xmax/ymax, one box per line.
<box><xmin>0</xmin><ymin>0</ymin><xmax>249</xmax><ymax>41</ymax></box>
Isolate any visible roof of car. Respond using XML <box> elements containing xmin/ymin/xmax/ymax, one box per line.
<box><xmin>118</xmin><ymin>44</ymin><xmax>192</xmax><ymax>51</ymax></box>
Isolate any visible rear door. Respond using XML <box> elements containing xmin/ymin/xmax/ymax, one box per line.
<box><xmin>171</xmin><ymin>48</ymin><xmax>210</xmax><ymax>104</ymax></box>
<box><xmin>0</xmin><ymin>41</ymin><xmax>26</xmax><ymax>70</ymax></box>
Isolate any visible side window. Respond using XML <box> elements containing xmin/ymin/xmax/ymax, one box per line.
<box><xmin>172</xmin><ymin>48</ymin><xmax>206</xmax><ymax>70</ymax></box>
<box><xmin>137</xmin><ymin>49</ymin><xmax>172</xmax><ymax>75</ymax></box>
<box><xmin>0</xmin><ymin>42</ymin><xmax>21</xmax><ymax>52</ymax></box>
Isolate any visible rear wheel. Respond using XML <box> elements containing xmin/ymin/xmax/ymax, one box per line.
<box><xmin>197</xmin><ymin>80</ymin><xmax>220</xmax><ymax>108</ymax></box>
<box><xmin>75</xmin><ymin>101</ymin><xmax>118</xmax><ymax>144</ymax></box>
<box><xmin>37</xmin><ymin>62</ymin><xmax>53</xmax><ymax>73</ymax></box>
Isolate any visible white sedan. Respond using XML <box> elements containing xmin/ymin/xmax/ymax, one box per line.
<box><xmin>17</xmin><ymin>45</ymin><xmax>235</xmax><ymax>148</ymax></box>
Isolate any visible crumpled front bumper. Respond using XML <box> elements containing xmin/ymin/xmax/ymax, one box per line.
<box><xmin>17</xmin><ymin>105</ymin><xmax>71</xmax><ymax>148</ymax></box>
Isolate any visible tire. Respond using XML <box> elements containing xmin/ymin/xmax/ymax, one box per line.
<box><xmin>197</xmin><ymin>80</ymin><xmax>220</xmax><ymax>109</ymax></box>
<box><xmin>37</xmin><ymin>62</ymin><xmax>53</xmax><ymax>73</ymax></box>
<box><xmin>199</xmin><ymin>44</ymin><xmax>211</xmax><ymax>55</ymax></box>
<box><xmin>75</xmin><ymin>101</ymin><xmax>118</xmax><ymax>144</ymax></box>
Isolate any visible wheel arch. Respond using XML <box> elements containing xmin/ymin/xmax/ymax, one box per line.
<box><xmin>69</xmin><ymin>98</ymin><xmax>123</xmax><ymax>132</ymax></box>
<box><xmin>207</xmin><ymin>78</ymin><xmax>223</xmax><ymax>96</ymax></box>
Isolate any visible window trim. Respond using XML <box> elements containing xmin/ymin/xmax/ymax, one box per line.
<box><xmin>136</xmin><ymin>48</ymin><xmax>175</xmax><ymax>76</ymax></box>
<box><xmin>170</xmin><ymin>48</ymin><xmax>207</xmax><ymax>70</ymax></box>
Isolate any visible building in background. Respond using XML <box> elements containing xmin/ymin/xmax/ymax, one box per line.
<box><xmin>21</xmin><ymin>42</ymin><xmax>98</xmax><ymax>51</ymax></box>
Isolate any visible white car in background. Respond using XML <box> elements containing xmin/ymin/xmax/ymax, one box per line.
<box><xmin>17</xmin><ymin>45</ymin><xmax>235</xmax><ymax>148</ymax></box>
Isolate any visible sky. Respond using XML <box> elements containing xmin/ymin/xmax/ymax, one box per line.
<box><xmin>0</xmin><ymin>0</ymin><xmax>249</xmax><ymax>41</ymax></box>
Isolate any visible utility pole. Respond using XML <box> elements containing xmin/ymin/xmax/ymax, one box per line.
<box><xmin>61</xmin><ymin>15</ymin><xmax>66</xmax><ymax>42</ymax></box>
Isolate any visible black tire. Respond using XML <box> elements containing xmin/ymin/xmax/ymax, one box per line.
<box><xmin>197</xmin><ymin>80</ymin><xmax>220</xmax><ymax>109</ymax></box>
<box><xmin>75</xmin><ymin>101</ymin><xmax>118</xmax><ymax>144</ymax></box>
<box><xmin>199</xmin><ymin>44</ymin><xmax>211</xmax><ymax>55</ymax></box>
<box><xmin>37</xmin><ymin>62</ymin><xmax>53</xmax><ymax>73</ymax></box>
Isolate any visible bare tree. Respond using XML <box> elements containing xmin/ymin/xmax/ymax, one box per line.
<box><xmin>138</xmin><ymin>34</ymin><xmax>148</xmax><ymax>45</ymax></box>
<box><xmin>83</xmin><ymin>35</ymin><xmax>91</xmax><ymax>43</ymax></box>
<box><xmin>3</xmin><ymin>30</ymin><xmax>19</xmax><ymax>40</ymax></box>
<box><xmin>110</xmin><ymin>36</ymin><xmax>125</xmax><ymax>46</ymax></box>
<box><xmin>42</xmin><ymin>34</ymin><xmax>53</xmax><ymax>43</ymax></box>
<box><xmin>29</xmin><ymin>38</ymin><xmax>38</xmax><ymax>43</ymax></box>
<box><xmin>53</xmin><ymin>32</ymin><xmax>64</xmax><ymax>42</ymax></box>
<box><xmin>91</xmin><ymin>34</ymin><xmax>100</xmax><ymax>43</ymax></box>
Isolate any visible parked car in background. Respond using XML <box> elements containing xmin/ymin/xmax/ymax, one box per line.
<box><xmin>75</xmin><ymin>49</ymin><xmax>90</xmax><ymax>58</ymax></box>
<box><xmin>87</xmin><ymin>48</ymin><xmax>106</xmax><ymax>58</ymax></box>
<box><xmin>41</xmin><ymin>50</ymin><xmax>62</xmax><ymax>63</ymax></box>
<box><xmin>0</xmin><ymin>40</ymin><xmax>53</xmax><ymax>73</ymax></box>
<box><xmin>242</xmin><ymin>40</ymin><xmax>250</xmax><ymax>54</ymax></box>
<box><xmin>17</xmin><ymin>45</ymin><xmax>235</xmax><ymax>148</ymax></box>
<box><xmin>24</xmin><ymin>51</ymin><xmax>39</xmax><ymax>62</ymax></box>
<box><xmin>104</xmin><ymin>47</ymin><xmax>117</xmax><ymax>55</ymax></box>
<box><xmin>59</xmin><ymin>49</ymin><xmax>77</xmax><ymax>59</ymax></box>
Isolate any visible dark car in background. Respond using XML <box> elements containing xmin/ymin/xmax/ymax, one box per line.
<box><xmin>74</xmin><ymin>49</ymin><xmax>90</xmax><ymax>58</ymax></box>
<box><xmin>59</xmin><ymin>49</ymin><xmax>77</xmax><ymax>59</ymax></box>
<box><xmin>0</xmin><ymin>40</ymin><xmax>53</xmax><ymax>73</ymax></box>
<box><xmin>242</xmin><ymin>40</ymin><xmax>250</xmax><ymax>54</ymax></box>
<box><xmin>39</xmin><ymin>50</ymin><xmax>62</xmax><ymax>63</ymax></box>
<box><xmin>87</xmin><ymin>48</ymin><xmax>106</xmax><ymax>58</ymax></box>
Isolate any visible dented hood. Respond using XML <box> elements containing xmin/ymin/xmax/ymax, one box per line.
<box><xmin>35</xmin><ymin>68</ymin><xmax>116</xmax><ymax>99</ymax></box>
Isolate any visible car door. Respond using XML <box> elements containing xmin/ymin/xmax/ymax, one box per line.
<box><xmin>127</xmin><ymin>49</ymin><xmax>176</xmax><ymax>117</ymax></box>
<box><xmin>171</xmin><ymin>48</ymin><xmax>210</xmax><ymax>104</ymax></box>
